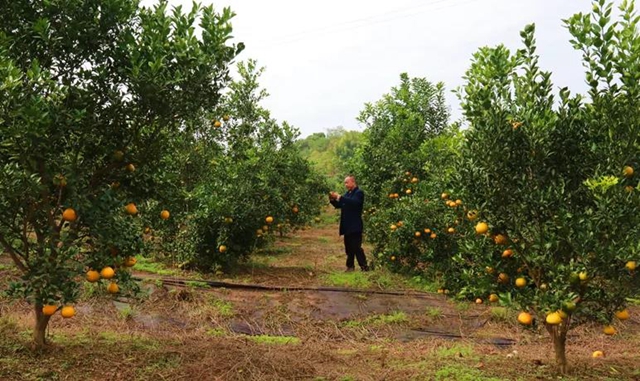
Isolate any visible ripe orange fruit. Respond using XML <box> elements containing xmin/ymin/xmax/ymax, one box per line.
<box><xmin>61</xmin><ymin>306</ymin><xmax>75</xmax><ymax>318</ymax></box>
<box><xmin>223</xmin><ymin>115</ymin><xmax>230</xmax><ymax>121</ymax></box>
<box><xmin>424</xmin><ymin>228</ymin><xmax>431</xmax><ymax>234</ymax></box>
<box><xmin>62</xmin><ymin>208</ymin><xmax>77</xmax><ymax>222</ymax></box>
<box><xmin>623</xmin><ymin>166</ymin><xmax>634</xmax><ymax>178</ymax></box>
<box><xmin>475</xmin><ymin>298</ymin><xmax>483</xmax><ymax>304</ymax></box>
<box><xmin>405</xmin><ymin>189</ymin><xmax>412</xmax><ymax>195</ymax></box>
<box><xmin>515</xmin><ymin>277</ymin><xmax>527</xmax><ymax>288</ymax></box>
<box><xmin>485</xmin><ymin>266</ymin><xmax>495</xmax><ymax>274</ymax></box>
<box><xmin>125</xmin><ymin>203</ymin><xmax>138</xmax><ymax>215</ymax></box>
<box><xmin>437</xmin><ymin>288</ymin><xmax>444</xmax><ymax>294</ymax></box>
<box><xmin>144</xmin><ymin>226</ymin><xmax>151</xmax><ymax>234</ymax></box>
<box><xmin>292</xmin><ymin>206</ymin><xmax>299</xmax><ymax>214</ymax></box>
<box><xmin>111</xmin><ymin>181</ymin><xmax>120</xmax><ymax>189</ymax></box>
<box><xmin>160</xmin><ymin>210</ymin><xmax>170</xmax><ymax>220</ymax></box>
<box><xmin>603</xmin><ymin>325</ymin><xmax>616</xmax><ymax>335</ymax></box>
<box><xmin>625</xmin><ymin>261</ymin><xmax>636</xmax><ymax>271</ymax></box>
<box><xmin>498</xmin><ymin>273</ymin><xmax>509</xmax><ymax>284</ymax></box>
<box><xmin>592</xmin><ymin>350</ymin><xmax>604</xmax><ymax>358</ymax></box>
<box><xmin>397</xmin><ymin>221</ymin><xmax>404</xmax><ymax>227</ymax></box>
<box><xmin>517</xmin><ymin>312</ymin><xmax>533</xmax><ymax>325</ymax></box>
<box><xmin>411</xmin><ymin>177</ymin><xmax>419</xmax><ymax>184</ymax></box>
<box><xmin>455</xmin><ymin>199</ymin><xmax>462</xmax><ymax>206</ymax></box>
<box><xmin>124</xmin><ymin>257</ymin><xmax>137</xmax><ymax>267</ymax></box>
<box><xmin>390</xmin><ymin>224</ymin><xmax>397</xmax><ymax>231</ymax></box>
<box><xmin>489</xmin><ymin>294</ymin><xmax>499</xmax><ymax>303</ymax></box>
<box><xmin>557</xmin><ymin>310</ymin><xmax>568</xmax><ymax>319</ymax></box>
<box><xmin>262</xmin><ymin>225</ymin><xmax>269</xmax><ymax>231</ymax></box>
<box><xmin>42</xmin><ymin>305</ymin><xmax>57</xmax><ymax>316</ymax></box>
<box><xmin>414</xmin><ymin>231</ymin><xmax>421</xmax><ymax>238</ymax></box>
<box><xmin>86</xmin><ymin>270</ymin><xmax>100</xmax><ymax>282</ymax></box>
<box><xmin>107</xmin><ymin>282</ymin><xmax>119</xmax><ymax>294</ymax></box>
<box><xmin>391</xmin><ymin>256</ymin><xmax>396</xmax><ymax>261</ymax></box>
<box><xmin>447</xmin><ymin>227</ymin><xmax>455</xmax><ymax>234</ymax></box>
<box><xmin>466</xmin><ymin>210</ymin><xmax>478</xmax><ymax>221</ymax></box>
<box><xmin>266</xmin><ymin>216</ymin><xmax>274</xmax><ymax>224</ymax></box>
<box><xmin>126</xmin><ymin>163</ymin><xmax>135</xmax><ymax>172</ymax></box>
<box><xmin>219</xmin><ymin>245</ymin><xmax>227</xmax><ymax>253</ymax></box>
<box><xmin>502</xmin><ymin>249</ymin><xmax>513</xmax><ymax>258</ymax></box>
<box><xmin>546</xmin><ymin>312</ymin><xmax>562</xmax><ymax>325</ymax></box>
<box><xmin>494</xmin><ymin>234</ymin><xmax>508</xmax><ymax>245</ymax></box>
<box><xmin>430</xmin><ymin>233</ymin><xmax>437</xmax><ymax>239</ymax></box>
<box><xmin>578</xmin><ymin>271</ymin><xmax>588</xmax><ymax>281</ymax></box>
<box><xmin>213</xmin><ymin>120</ymin><xmax>222</xmax><ymax>128</ymax></box>
<box><xmin>475</xmin><ymin>222</ymin><xmax>489</xmax><ymax>235</ymax></box>
<box><xmin>441</xmin><ymin>192</ymin><xmax>449</xmax><ymax>200</ymax></box>
<box><xmin>615</xmin><ymin>309</ymin><xmax>630</xmax><ymax>320</ymax></box>
<box><xmin>100</xmin><ymin>266</ymin><xmax>115</xmax><ymax>279</ymax></box>
<box><xmin>625</xmin><ymin>185</ymin><xmax>635</xmax><ymax>193</ymax></box>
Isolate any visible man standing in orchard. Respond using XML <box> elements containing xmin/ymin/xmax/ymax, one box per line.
<box><xmin>330</xmin><ymin>175</ymin><xmax>369</xmax><ymax>272</ymax></box>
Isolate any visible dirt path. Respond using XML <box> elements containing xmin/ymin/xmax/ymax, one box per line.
<box><xmin>1</xmin><ymin>216</ymin><xmax>640</xmax><ymax>380</ymax></box>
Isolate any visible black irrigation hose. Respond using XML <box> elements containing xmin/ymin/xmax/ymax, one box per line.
<box><xmin>132</xmin><ymin>275</ymin><xmax>442</xmax><ymax>299</ymax></box>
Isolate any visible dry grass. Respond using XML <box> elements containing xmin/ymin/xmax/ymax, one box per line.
<box><xmin>1</xmin><ymin>212</ymin><xmax>640</xmax><ymax>380</ymax></box>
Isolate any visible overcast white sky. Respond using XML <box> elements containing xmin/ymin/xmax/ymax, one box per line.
<box><xmin>142</xmin><ymin>0</ymin><xmax>606</xmax><ymax>138</ymax></box>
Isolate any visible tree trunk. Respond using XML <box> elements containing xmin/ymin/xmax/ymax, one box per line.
<box><xmin>547</xmin><ymin>324</ymin><xmax>568</xmax><ymax>374</ymax></box>
<box><xmin>33</xmin><ymin>303</ymin><xmax>52</xmax><ymax>351</ymax></box>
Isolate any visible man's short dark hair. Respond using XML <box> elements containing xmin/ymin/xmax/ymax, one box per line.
<box><xmin>345</xmin><ymin>175</ymin><xmax>356</xmax><ymax>182</ymax></box>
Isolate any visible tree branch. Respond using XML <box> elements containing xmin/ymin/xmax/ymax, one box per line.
<box><xmin>0</xmin><ymin>234</ymin><xmax>28</xmax><ymax>273</ymax></box>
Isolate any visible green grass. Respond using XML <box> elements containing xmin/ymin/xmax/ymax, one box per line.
<box><xmin>185</xmin><ymin>280</ymin><xmax>209</xmax><ymax>289</ymax></box>
<box><xmin>205</xmin><ymin>295</ymin><xmax>234</xmax><ymax>317</ymax></box>
<box><xmin>490</xmin><ymin>307</ymin><xmax>510</xmax><ymax>322</ymax></box>
<box><xmin>427</xmin><ymin>306</ymin><xmax>444</xmax><ymax>319</ymax></box>
<box><xmin>317</xmin><ymin>236</ymin><xmax>331</xmax><ymax>244</ymax></box>
<box><xmin>435</xmin><ymin>344</ymin><xmax>477</xmax><ymax>359</ymax></box>
<box><xmin>135</xmin><ymin>257</ymin><xmax>181</xmax><ymax>276</ymax></box>
<box><xmin>322</xmin><ymin>271</ymin><xmax>372</xmax><ymax>288</ymax></box>
<box><xmin>247</xmin><ymin>335</ymin><xmax>300</xmax><ymax>345</ymax></box>
<box><xmin>206</xmin><ymin>328</ymin><xmax>227</xmax><ymax>337</ymax></box>
<box><xmin>342</xmin><ymin>311</ymin><xmax>408</xmax><ymax>328</ymax></box>
<box><xmin>434</xmin><ymin>364</ymin><xmax>502</xmax><ymax>381</ymax></box>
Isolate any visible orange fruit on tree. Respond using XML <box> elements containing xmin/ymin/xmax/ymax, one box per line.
<box><xmin>603</xmin><ymin>325</ymin><xmax>616</xmax><ymax>335</ymax></box>
<box><xmin>112</xmin><ymin>150</ymin><xmax>125</xmax><ymax>162</ymax></box>
<box><xmin>447</xmin><ymin>227</ymin><xmax>455</xmax><ymax>234</ymax></box>
<box><xmin>61</xmin><ymin>306</ymin><xmax>76</xmax><ymax>318</ymax></box>
<box><xmin>502</xmin><ymin>249</ymin><xmax>513</xmax><ymax>258</ymax></box>
<box><xmin>62</xmin><ymin>208</ymin><xmax>77</xmax><ymax>222</ymax></box>
<box><xmin>219</xmin><ymin>245</ymin><xmax>227</xmax><ymax>253</ymax></box>
<box><xmin>475</xmin><ymin>222</ymin><xmax>489</xmax><ymax>235</ymax></box>
<box><xmin>441</xmin><ymin>192</ymin><xmax>449</xmax><ymax>200</ymax></box>
<box><xmin>391</xmin><ymin>256</ymin><xmax>396</xmax><ymax>261</ymax></box>
<box><xmin>411</xmin><ymin>177</ymin><xmax>419</xmax><ymax>184</ymax></box>
<box><xmin>125</xmin><ymin>203</ymin><xmax>138</xmax><ymax>215</ymax></box>
<box><xmin>126</xmin><ymin>163</ymin><xmax>135</xmax><ymax>172</ymax></box>
<box><xmin>485</xmin><ymin>266</ymin><xmax>495</xmax><ymax>274</ymax></box>
<box><xmin>144</xmin><ymin>226</ymin><xmax>151</xmax><ymax>234</ymax></box>
<box><xmin>625</xmin><ymin>261</ymin><xmax>636</xmax><ymax>271</ymax></box>
<box><xmin>265</xmin><ymin>216</ymin><xmax>274</xmax><ymax>224</ymax></box>
<box><xmin>466</xmin><ymin>210</ymin><xmax>478</xmax><ymax>221</ymax></box>
<box><xmin>455</xmin><ymin>199</ymin><xmax>462</xmax><ymax>206</ymax></box>
<box><xmin>160</xmin><ymin>210</ymin><xmax>170</xmax><ymax>220</ymax></box>
<box><xmin>430</xmin><ymin>233</ymin><xmax>437</xmax><ymax>239</ymax></box>
<box><xmin>292</xmin><ymin>206</ymin><xmax>299</xmax><ymax>214</ymax></box>
<box><xmin>124</xmin><ymin>257</ymin><xmax>137</xmax><ymax>267</ymax></box>
<box><xmin>107</xmin><ymin>282</ymin><xmax>119</xmax><ymax>294</ymax></box>
<box><xmin>213</xmin><ymin>120</ymin><xmax>222</xmax><ymax>128</ymax></box>
<box><xmin>475</xmin><ymin>298</ymin><xmax>483</xmax><ymax>304</ymax></box>
<box><xmin>489</xmin><ymin>294</ymin><xmax>499</xmax><ymax>303</ymax></box>
<box><xmin>42</xmin><ymin>305</ymin><xmax>58</xmax><ymax>316</ymax></box>
<box><xmin>390</xmin><ymin>224</ymin><xmax>397</xmax><ymax>231</ymax></box>
<box><xmin>100</xmin><ymin>266</ymin><xmax>115</xmax><ymax>279</ymax></box>
<box><xmin>405</xmin><ymin>189</ymin><xmax>412</xmax><ymax>195</ymax></box>
<box><xmin>424</xmin><ymin>228</ymin><xmax>431</xmax><ymax>233</ymax></box>
<box><xmin>515</xmin><ymin>277</ymin><xmax>527</xmax><ymax>288</ymax></box>
<box><xmin>223</xmin><ymin>115</ymin><xmax>230</xmax><ymax>121</ymax></box>
<box><xmin>623</xmin><ymin>165</ymin><xmax>634</xmax><ymax>178</ymax></box>
<box><xmin>397</xmin><ymin>221</ymin><xmax>404</xmax><ymax>227</ymax></box>
<box><xmin>546</xmin><ymin>312</ymin><xmax>562</xmax><ymax>325</ymax></box>
<box><xmin>86</xmin><ymin>270</ymin><xmax>100</xmax><ymax>282</ymax></box>
<box><xmin>498</xmin><ymin>273</ymin><xmax>509</xmax><ymax>284</ymax></box>
<box><xmin>557</xmin><ymin>309</ymin><xmax>568</xmax><ymax>319</ymax></box>
<box><xmin>494</xmin><ymin>234</ymin><xmax>508</xmax><ymax>245</ymax></box>
<box><xmin>615</xmin><ymin>309</ymin><xmax>630</xmax><ymax>320</ymax></box>
<box><xmin>414</xmin><ymin>231</ymin><xmax>421</xmax><ymax>238</ymax></box>
<box><xmin>517</xmin><ymin>312</ymin><xmax>533</xmax><ymax>325</ymax></box>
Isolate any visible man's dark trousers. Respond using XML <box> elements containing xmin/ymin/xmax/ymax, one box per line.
<box><xmin>344</xmin><ymin>232</ymin><xmax>367</xmax><ymax>269</ymax></box>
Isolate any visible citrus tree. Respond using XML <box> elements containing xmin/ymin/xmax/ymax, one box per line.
<box><xmin>0</xmin><ymin>0</ymin><xmax>242</xmax><ymax>349</ymax></box>
<box><xmin>152</xmin><ymin>60</ymin><xmax>328</xmax><ymax>271</ymax></box>
<box><xmin>455</xmin><ymin>0</ymin><xmax>640</xmax><ymax>372</ymax></box>
<box><xmin>354</xmin><ymin>73</ymin><xmax>450</xmax><ymax>207</ymax></box>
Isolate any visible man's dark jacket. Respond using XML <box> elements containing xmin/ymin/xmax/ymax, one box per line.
<box><xmin>330</xmin><ymin>187</ymin><xmax>364</xmax><ymax>236</ymax></box>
